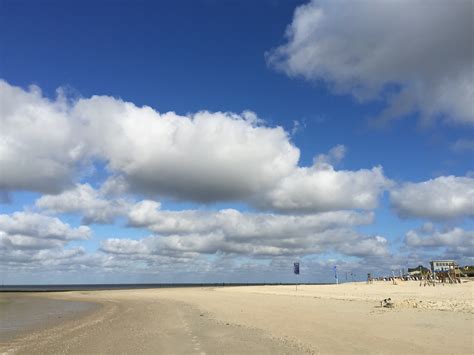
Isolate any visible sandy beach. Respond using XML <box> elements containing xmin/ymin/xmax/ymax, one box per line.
<box><xmin>1</xmin><ymin>281</ymin><xmax>473</xmax><ymax>354</ymax></box>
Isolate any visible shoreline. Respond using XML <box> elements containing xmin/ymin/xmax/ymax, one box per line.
<box><xmin>0</xmin><ymin>282</ymin><xmax>333</xmax><ymax>292</ymax></box>
<box><xmin>1</xmin><ymin>282</ymin><xmax>472</xmax><ymax>354</ymax></box>
<box><xmin>1</xmin><ymin>278</ymin><xmax>470</xmax><ymax>291</ymax></box>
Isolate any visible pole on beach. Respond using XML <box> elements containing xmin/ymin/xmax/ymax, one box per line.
<box><xmin>334</xmin><ymin>265</ymin><xmax>338</xmax><ymax>285</ymax></box>
<box><xmin>294</xmin><ymin>262</ymin><xmax>300</xmax><ymax>291</ymax></box>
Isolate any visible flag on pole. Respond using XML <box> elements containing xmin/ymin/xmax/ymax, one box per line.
<box><xmin>293</xmin><ymin>262</ymin><xmax>300</xmax><ymax>275</ymax></box>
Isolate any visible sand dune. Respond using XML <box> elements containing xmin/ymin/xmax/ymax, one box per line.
<box><xmin>1</xmin><ymin>281</ymin><xmax>472</xmax><ymax>354</ymax></box>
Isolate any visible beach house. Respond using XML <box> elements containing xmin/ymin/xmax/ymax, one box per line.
<box><xmin>430</xmin><ymin>260</ymin><xmax>457</xmax><ymax>272</ymax></box>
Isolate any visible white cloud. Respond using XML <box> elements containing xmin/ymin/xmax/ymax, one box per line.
<box><xmin>405</xmin><ymin>226</ymin><xmax>474</xmax><ymax>257</ymax></box>
<box><xmin>0</xmin><ymin>208</ymin><xmax>391</xmax><ymax>280</ymax></box>
<box><xmin>0</xmin><ymin>246</ymin><xmax>87</xmax><ymax>266</ymax></box>
<box><xmin>73</xmin><ymin>97</ymin><xmax>299</xmax><ymax>202</ymax></box>
<box><xmin>99</xmin><ymin>238</ymin><xmax>149</xmax><ymax>255</ymax></box>
<box><xmin>258</xmin><ymin>164</ymin><xmax>390</xmax><ymax>213</ymax></box>
<box><xmin>0</xmin><ymin>211</ymin><xmax>92</xmax><ymax>270</ymax></box>
<box><xmin>0</xmin><ymin>80</ymin><xmax>84</xmax><ymax>193</ymax></box>
<box><xmin>1</xmin><ymin>80</ymin><xmax>390</xmax><ymax>212</ymax></box>
<box><xmin>337</xmin><ymin>235</ymin><xmax>389</xmax><ymax>258</ymax></box>
<box><xmin>0</xmin><ymin>231</ymin><xmax>63</xmax><ymax>251</ymax></box>
<box><xmin>100</xmin><ymin>229</ymin><xmax>381</xmax><ymax>259</ymax></box>
<box><xmin>0</xmin><ymin>211</ymin><xmax>91</xmax><ymax>241</ymax></box>
<box><xmin>36</xmin><ymin>183</ymin><xmax>131</xmax><ymax>224</ymax></box>
<box><xmin>390</xmin><ymin>176</ymin><xmax>474</xmax><ymax>220</ymax></box>
<box><xmin>128</xmin><ymin>199</ymin><xmax>374</xmax><ymax>237</ymax></box>
<box><xmin>117</xmin><ymin>200</ymin><xmax>381</xmax><ymax>257</ymax></box>
<box><xmin>100</xmin><ymin>229</ymin><xmax>391</xmax><ymax>260</ymax></box>
<box><xmin>267</xmin><ymin>0</ymin><xmax>473</xmax><ymax>125</ymax></box>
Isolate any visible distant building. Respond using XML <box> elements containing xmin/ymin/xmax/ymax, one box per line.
<box><xmin>430</xmin><ymin>260</ymin><xmax>457</xmax><ymax>273</ymax></box>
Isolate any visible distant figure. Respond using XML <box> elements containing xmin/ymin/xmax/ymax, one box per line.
<box><xmin>367</xmin><ymin>273</ymin><xmax>373</xmax><ymax>284</ymax></box>
<box><xmin>391</xmin><ymin>271</ymin><xmax>397</xmax><ymax>285</ymax></box>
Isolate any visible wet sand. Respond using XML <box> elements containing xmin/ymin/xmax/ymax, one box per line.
<box><xmin>1</xmin><ymin>292</ymin><xmax>303</xmax><ymax>354</ymax></box>
<box><xmin>0</xmin><ymin>293</ymin><xmax>100</xmax><ymax>342</ymax></box>
<box><xmin>1</xmin><ymin>281</ymin><xmax>472</xmax><ymax>354</ymax></box>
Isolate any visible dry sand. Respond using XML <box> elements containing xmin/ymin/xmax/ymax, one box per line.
<box><xmin>1</xmin><ymin>281</ymin><xmax>473</xmax><ymax>354</ymax></box>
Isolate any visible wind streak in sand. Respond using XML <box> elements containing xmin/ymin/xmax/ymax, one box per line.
<box><xmin>1</xmin><ymin>282</ymin><xmax>472</xmax><ymax>354</ymax></box>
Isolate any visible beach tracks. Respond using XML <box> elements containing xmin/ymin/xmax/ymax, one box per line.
<box><xmin>0</xmin><ymin>295</ymin><xmax>304</xmax><ymax>354</ymax></box>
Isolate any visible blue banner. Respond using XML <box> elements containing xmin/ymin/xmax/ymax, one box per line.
<box><xmin>294</xmin><ymin>262</ymin><xmax>300</xmax><ymax>275</ymax></box>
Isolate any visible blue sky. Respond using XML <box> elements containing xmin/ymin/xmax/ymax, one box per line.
<box><xmin>1</xmin><ymin>0</ymin><xmax>472</xmax><ymax>284</ymax></box>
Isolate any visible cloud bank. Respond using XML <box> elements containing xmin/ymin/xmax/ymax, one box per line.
<box><xmin>123</xmin><ymin>200</ymin><xmax>380</xmax><ymax>257</ymax></box>
<box><xmin>1</xmin><ymin>79</ymin><xmax>470</xmax><ymax>280</ymax></box>
<box><xmin>1</xmin><ymin>80</ymin><xmax>389</xmax><ymax>213</ymax></box>
<box><xmin>0</xmin><ymin>211</ymin><xmax>91</xmax><ymax>269</ymax></box>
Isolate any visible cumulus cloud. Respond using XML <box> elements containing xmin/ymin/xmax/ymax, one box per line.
<box><xmin>0</xmin><ymin>211</ymin><xmax>92</xmax><ymax>272</ymax></box>
<box><xmin>1</xmin><ymin>80</ymin><xmax>389</xmax><ymax>212</ymax></box>
<box><xmin>337</xmin><ymin>236</ymin><xmax>389</xmax><ymax>258</ymax></box>
<box><xmin>0</xmin><ymin>80</ymin><xmax>84</xmax><ymax>193</ymax></box>
<box><xmin>73</xmin><ymin>97</ymin><xmax>299</xmax><ymax>202</ymax></box>
<box><xmin>390</xmin><ymin>176</ymin><xmax>474</xmax><ymax>220</ymax></box>
<box><xmin>110</xmin><ymin>200</ymin><xmax>382</xmax><ymax>258</ymax></box>
<box><xmin>128</xmin><ymin>199</ymin><xmax>373</xmax><ymax>237</ymax></box>
<box><xmin>0</xmin><ymin>208</ymin><xmax>390</xmax><ymax>280</ymax></box>
<box><xmin>100</xmin><ymin>229</ymin><xmax>385</xmax><ymax>259</ymax></box>
<box><xmin>0</xmin><ymin>211</ymin><xmax>91</xmax><ymax>241</ymax></box>
<box><xmin>258</xmin><ymin>164</ymin><xmax>390</xmax><ymax>213</ymax></box>
<box><xmin>100</xmin><ymin>238</ymin><xmax>149</xmax><ymax>255</ymax></box>
<box><xmin>0</xmin><ymin>245</ymin><xmax>87</xmax><ymax>267</ymax></box>
<box><xmin>0</xmin><ymin>80</ymin><xmax>298</xmax><ymax>202</ymax></box>
<box><xmin>0</xmin><ymin>231</ymin><xmax>64</xmax><ymax>251</ymax></box>
<box><xmin>267</xmin><ymin>0</ymin><xmax>473</xmax><ymax>125</ymax></box>
<box><xmin>36</xmin><ymin>183</ymin><xmax>131</xmax><ymax>224</ymax></box>
<box><xmin>405</xmin><ymin>225</ymin><xmax>474</xmax><ymax>257</ymax></box>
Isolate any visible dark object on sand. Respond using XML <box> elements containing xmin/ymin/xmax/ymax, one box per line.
<box><xmin>380</xmin><ymin>298</ymin><xmax>394</xmax><ymax>308</ymax></box>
